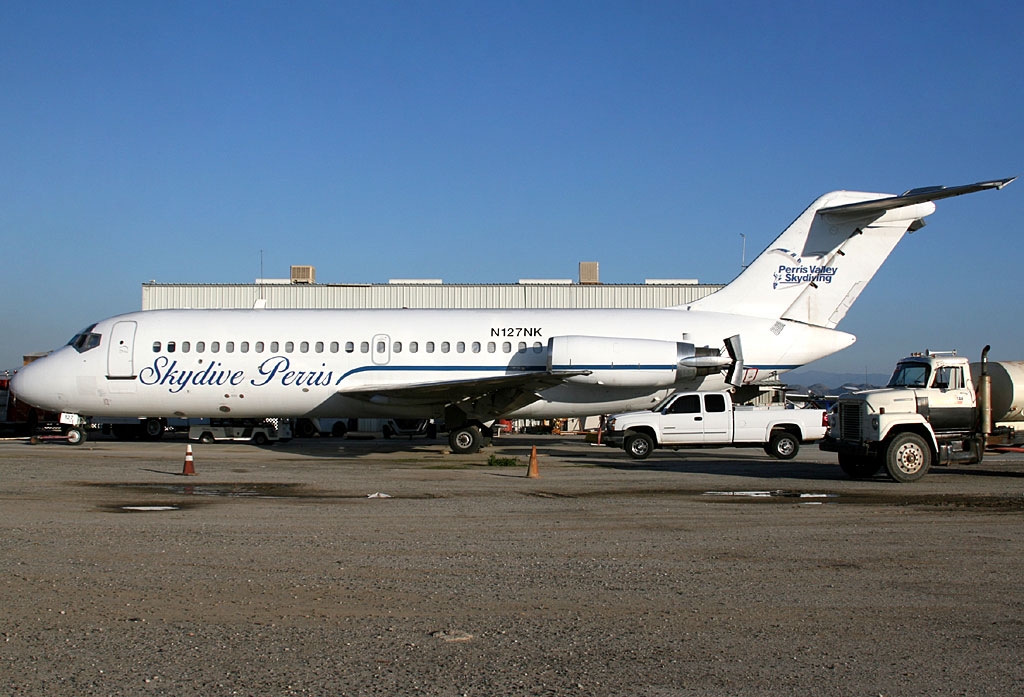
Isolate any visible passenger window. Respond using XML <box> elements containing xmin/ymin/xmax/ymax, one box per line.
<box><xmin>152</xmin><ymin>341</ymin><xmax>161</xmax><ymax>352</ymax></box>
<box><xmin>457</xmin><ymin>342</ymin><xmax>466</xmax><ymax>353</ymax></box>
<box><xmin>471</xmin><ymin>342</ymin><xmax>481</xmax><ymax>353</ymax></box>
<box><xmin>330</xmin><ymin>342</ymin><xmax>339</xmax><ymax>353</ymax></box>
<box><xmin>300</xmin><ymin>341</ymin><xmax>309</xmax><ymax>353</ymax></box>
<box><xmin>345</xmin><ymin>341</ymin><xmax>355</xmax><ymax>353</ymax></box>
<box><xmin>502</xmin><ymin>342</ymin><xmax>511</xmax><ymax>353</ymax></box>
<box><xmin>393</xmin><ymin>341</ymin><xmax>402</xmax><ymax>353</ymax></box>
<box><xmin>532</xmin><ymin>342</ymin><xmax>543</xmax><ymax>353</ymax></box>
<box><xmin>518</xmin><ymin>342</ymin><xmax>527</xmax><ymax>353</ymax></box>
<box><xmin>285</xmin><ymin>342</ymin><xmax>294</xmax><ymax>353</ymax></box>
<box><xmin>240</xmin><ymin>342</ymin><xmax>249</xmax><ymax>353</ymax></box>
<box><xmin>315</xmin><ymin>341</ymin><xmax>324</xmax><ymax>353</ymax></box>
<box><xmin>441</xmin><ymin>342</ymin><xmax>450</xmax><ymax>354</ymax></box>
<box><xmin>167</xmin><ymin>341</ymin><xmax>176</xmax><ymax>353</ymax></box>
<box><xmin>196</xmin><ymin>341</ymin><xmax>206</xmax><ymax>353</ymax></box>
<box><xmin>410</xmin><ymin>341</ymin><xmax>418</xmax><ymax>353</ymax></box>
<box><xmin>487</xmin><ymin>342</ymin><xmax>496</xmax><ymax>353</ymax></box>
<box><xmin>360</xmin><ymin>341</ymin><xmax>369</xmax><ymax>353</ymax></box>
<box><xmin>182</xmin><ymin>341</ymin><xmax>191</xmax><ymax>353</ymax></box>
<box><xmin>426</xmin><ymin>341</ymin><xmax>435</xmax><ymax>353</ymax></box>
<box><xmin>225</xmin><ymin>341</ymin><xmax>234</xmax><ymax>353</ymax></box>
<box><xmin>376</xmin><ymin>341</ymin><xmax>386</xmax><ymax>354</ymax></box>
<box><xmin>211</xmin><ymin>342</ymin><xmax>220</xmax><ymax>353</ymax></box>
<box><xmin>270</xmin><ymin>341</ymin><xmax>279</xmax><ymax>352</ymax></box>
<box><xmin>255</xmin><ymin>341</ymin><xmax>264</xmax><ymax>353</ymax></box>
<box><xmin>704</xmin><ymin>394</ymin><xmax>727</xmax><ymax>412</ymax></box>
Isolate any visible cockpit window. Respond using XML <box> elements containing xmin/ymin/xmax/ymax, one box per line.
<box><xmin>67</xmin><ymin>325</ymin><xmax>102</xmax><ymax>353</ymax></box>
<box><xmin>888</xmin><ymin>363</ymin><xmax>930</xmax><ymax>388</ymax></box>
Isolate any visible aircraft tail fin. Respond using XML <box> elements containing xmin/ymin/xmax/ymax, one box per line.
<box><xmin>685</xmin><ymin>178</ymin><xmax>1014</xmax><ymax>328</ymax></box>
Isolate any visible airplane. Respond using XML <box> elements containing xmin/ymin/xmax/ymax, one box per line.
<box><xmin>11</xmin><ymin>177</ymin><xmax>1014</xmax><ymax>453</ymax></box>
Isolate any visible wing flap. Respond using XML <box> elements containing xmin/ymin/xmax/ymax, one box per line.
<box><xmin>335</xmin><ymin>370</ymin><xmax>590</xmax><ymax>417</ymax></box>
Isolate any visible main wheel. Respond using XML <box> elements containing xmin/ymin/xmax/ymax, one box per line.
<box><xmin>624</xmin><ymin>432</ymin><xmax>654</xmax><ymax>460</ymax></box>
<box><xmin>765</xmin><ymin>431</ymin><xmax>799</xmax><ymax>460</ymax></box>
<box><xmin>885</xmin><ymin>433</ymin><xmax>932</xmax><ymax>483</ymax></box>
<box><xmin>142</xmin><ymin>418</ymin><xmax>165</xmax><ymax>440</ymax></box>
<box><xmin>838</xmin><ymin>452</ymin><xmax>882</xmax><ymax>479</ymax></box>
<box><xmin>449</xmin><ymin>425</ymin><xmax>482</xmax><ymax>454</ymax></box>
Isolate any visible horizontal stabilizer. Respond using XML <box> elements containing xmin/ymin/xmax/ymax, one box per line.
<box><xmin>820</xmin><ymin>178</ymin><xmax>1015</xmax><ymax>217</ymax></box>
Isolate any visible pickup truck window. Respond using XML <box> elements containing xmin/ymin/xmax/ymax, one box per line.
<box><xmin>704</xmin><ymin>394</ymin><xmax>727</xmax><ymax>412</ymax></box>
<box><xmin>667</xmin><ymin>395</ymin><xmax>701</xmax><ymax>414</ymax></box>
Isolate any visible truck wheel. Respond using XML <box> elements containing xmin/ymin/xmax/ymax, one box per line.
<box><xmin>624</xmin><ymin>433</ymin><xmax>654</xmax><ymax>460</ymax></box>
<box><xmin>449</xmin><ymin>425</ymin><xmax>482</xmax><ymax>454</ymax></box>
<box><xmin>838</xmin><ymin>453</ymin><xmax>882</xmax><ymax>479</ymax></box>
<box><xmin>253</xmin><ymin>432</ymin><xmax>268</xmax><ymax>446</ymax></box>
<box><xmin>765</xmin><ymin>431</ymin><xmax>799</xmax><ymax>460</ymax></box>
<box><xmin>885</xmin><ymin>433</ymin><xmax>932</xmax><ymax>483</ymax></box>
<box><xmin>198</xmin><ymin>432</ymin><xmax>215</xmax><ymax>444</ymax></box>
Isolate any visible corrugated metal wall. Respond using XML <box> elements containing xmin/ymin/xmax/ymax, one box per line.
<box><xmin>141</xmin><ymin>283</ymin><xmax>724</xmax><ymax>310</ymax></box>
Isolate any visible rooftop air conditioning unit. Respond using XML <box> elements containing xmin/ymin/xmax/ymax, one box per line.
<box><xmin>290</xmin><ymin>265</ymin><xmax>316</xmax><ymax>284</ymax></box>
<box><xmin>579</xmin><ymin>261</ymin><xmax>600</xmax><ymax>285</ymax></box>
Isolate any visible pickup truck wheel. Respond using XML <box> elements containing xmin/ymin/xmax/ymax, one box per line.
<box><xmin>838</xmin><ymin>453</ymin><xmax>882</xmax><ymax>479</ymax></box>
<box><xmin>885</xmin><ymin>433</ymin><xmax>932</xmax><ymax>483</ymax></box>
<box><xmin>624</xmin><ymin>433</ymin><xmax>654</xmax><ymax>460</ymax></box>
<box><xmin>766</xmin><ymin>431</ymin><xmax>799</xmax><ymax>460</ymax></box>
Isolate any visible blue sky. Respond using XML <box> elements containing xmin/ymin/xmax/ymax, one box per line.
<box><xmin>2</xmin><ymin>1</ymin><xmax>1021</xmax><ymax>377</ymax></box>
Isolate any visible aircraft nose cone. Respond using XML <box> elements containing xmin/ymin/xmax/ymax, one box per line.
<box><xmin>10</xmin><ymin>357</ymin><xmax>58</xmax><ymax>411</ymax></box>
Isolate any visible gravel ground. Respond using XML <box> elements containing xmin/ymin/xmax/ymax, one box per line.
<box><xmin>1</xmin><ymin>433</ymin><xmax>1023</xmax><ymax>696</ymax></box>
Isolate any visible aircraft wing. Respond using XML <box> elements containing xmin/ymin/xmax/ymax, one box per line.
<box><xmin>335</xmin><ymin>370</ymin><xmax>591</xmax><ymax>419</ymax></box>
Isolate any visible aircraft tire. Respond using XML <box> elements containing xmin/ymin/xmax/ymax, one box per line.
<box><xmin>624</xmin><ymin>432</ymin><xmax>654</xmax><ymax>460</ymax></box>
<box><xmin>885</xmin><ymin>432</ymin><xmax>932</xmax><ymax>483</ymax></box>
<box><xmin>66</xmin><ymin>427</ymin><xmax>87</xmax><ymax>446</ymax></box>
<box><xmin>449</xmin><ymin>426</ymin><xmax>482</xmax><ymax>454</ymax></box>
<box><xmin>142</xmin><ymin>418</ymin><xmax>165</xmax><ymax>440</ymax></box>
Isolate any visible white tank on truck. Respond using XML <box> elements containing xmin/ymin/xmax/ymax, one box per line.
<box><xmin>820</xmin><ymin>347</ymin><xmax>1024</xmax><ymax>482</ymax></box>
<box><xmin>970</xmin><ymin>360</ymin><xmax>1024</xmax><ymax>424</ymax></box>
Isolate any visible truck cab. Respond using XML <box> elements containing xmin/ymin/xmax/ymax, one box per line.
<box><xmin>822</xmin><ymin>351</ymin><xmax>983</xmax><ymax>482</ymax></box>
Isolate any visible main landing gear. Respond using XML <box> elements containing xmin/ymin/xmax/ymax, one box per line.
<box><xmin>447</xmin><ymin>423</ymin><xmax>494</xmax><ymax>454</ymax></box>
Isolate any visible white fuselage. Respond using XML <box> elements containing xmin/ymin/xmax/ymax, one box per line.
<box><xmin>11</xmin><ymin>307</ymin><xmax>854</xmax><ymax>421</ymax></box>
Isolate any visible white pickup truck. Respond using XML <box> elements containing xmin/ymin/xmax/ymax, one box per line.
<box><xmin>604</xmin><ymin>391</ymin><xmax>829</xmax><ymax>460</ymax></box>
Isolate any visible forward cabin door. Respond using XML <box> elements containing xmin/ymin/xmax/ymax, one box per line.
<box><xmin>106</xmin><ymin>321</ymin><xmax>137</xmax><ymax>379</ymax></box>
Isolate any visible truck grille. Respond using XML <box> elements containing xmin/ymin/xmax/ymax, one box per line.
<box><xmin>838</xmin><ymin>403</ymin><xmax>862</xmax><ymax>440</ymax></box>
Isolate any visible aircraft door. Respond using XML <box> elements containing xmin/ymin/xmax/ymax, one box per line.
<box><xmin>107</xmin><ymin>321</ymin><xmax>137</xmax><ymax>378</ymax></box>
<box><xmin>372</xmin><ymin>334</ymin><xmax>391</xmax><ymax>366</ymax></box>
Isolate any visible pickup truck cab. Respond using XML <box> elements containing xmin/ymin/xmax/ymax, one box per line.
<box><xmin>604</xmin><ymin>390</ymin><xmax>828</xmax><ymax>460</ymax></box>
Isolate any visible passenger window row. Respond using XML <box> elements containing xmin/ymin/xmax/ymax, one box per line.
<box><xmin>151</xmin><ymin>339</ymin><xmax>547</xmax><ymax>356</ymax></box>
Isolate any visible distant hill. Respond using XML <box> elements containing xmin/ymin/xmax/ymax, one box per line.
<box><xmin>783</xmin><ymin>370</ymin><xmax>889</xmax><ymax>395</ymax></box>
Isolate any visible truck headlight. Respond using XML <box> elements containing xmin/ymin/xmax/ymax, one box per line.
<box><xmin>870</xmin><ymin>416</ymin><xmax>879</xmax><ymax>431</ymax></box>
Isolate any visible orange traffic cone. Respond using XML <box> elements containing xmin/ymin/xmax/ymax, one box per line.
<box><xmin>526</xmin><ymin>445</ymin><xmax>539</xmax><ymax>479</ymax></box>
<box><xmin>182</xmin><ymin>443</ymin><xmax>197</xmax><ymax>476</ymax></box>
